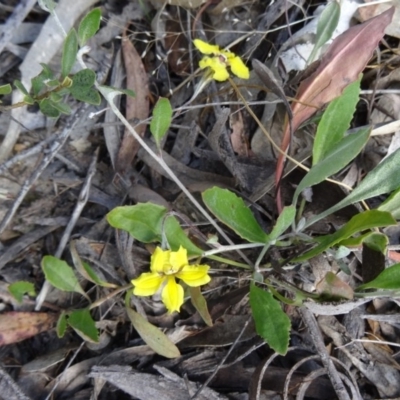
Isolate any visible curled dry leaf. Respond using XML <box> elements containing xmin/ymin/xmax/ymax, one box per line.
<box><xmin>275</xmin><ymin>7</ymin><xmax>395</xmax><ymax>212</ymax></box>
<box><xmin>0</xmin><ymin>312</ymin><xmax>58</xmax><ymax>346</ymax></box>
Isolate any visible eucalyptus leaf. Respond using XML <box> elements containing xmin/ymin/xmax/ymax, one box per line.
<box><xmin>357</xmin><ymin>263</ymin><xmax>400</xmax><ymax>291</ymax></box>
<box><xmin>126</xmin><ymin>306</ymin><xmax>180</xmax><ymax>358</ymax></box>
<box><xmin>107</xmin><ymin>203</ymin><xmax>166</xmax><ymax>243</ymax></box>
<box><xmin>295</xmin><ymin>210</ymin><xmax>395</xmax><ymax>262</ymax></box>
<box><xmin>67</xmin><ymin>309</ymin><xmax>99</xmax><ymax>343</ymax></box>
<box><xmin>150</xmin><ymin>98</ymin><xmax>173</xmax><ymax>148</ymax></box>
<box><xmin>313</xmin><ymin>78</ymin><xmax>361</xmax><ymax>165</ymax></box>
<box><xmin>78</xmin><ymin>8</ymin><xmax>101</xmax><ymax>46</ymax></box>
<box><xmin>250</xmin><ymin>284</ymin><xmax>290</xmax><ymax>355</ymax></box>
<box><xmin>202</xmin><ymin>187</ymin><xmax>269</xmax><ymax>243</ymax></box>
<box><xmin>294</xmin><ymin>126</ymin><xmax>370</xmax><ymax>204</ymax></box>
<box><xmin>61</xmin><ymin>28</ymin><xmax>78</xmax><ymax>79</ymax></box>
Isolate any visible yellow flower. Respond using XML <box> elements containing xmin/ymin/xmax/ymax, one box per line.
<box><xmin>131</xmin><ymin>246</ymin><xmax>211</xmax><ymax>313</ymax></box>
<box><xmin>193</xmin><ymin>39</ymin><xmax>249</xmax><ymax>82</ymax></box>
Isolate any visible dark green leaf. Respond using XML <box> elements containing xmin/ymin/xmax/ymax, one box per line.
<box><xmin>41</xmin><ymin>255</ymin><xmax>88</xmax><ymax>299</ymax></box>
<box><xmin>150</xmin><ymin>98</ymin><xmax>173</xmax><ymax>148</ymax></box>
<box><xmin>250</xmin><ymin>285</ymin><xmax>290</xmax><ymax>355</ymax></box>
<box><xmin>126</xmin><ymin>306</ymin><xmax>180</xmax><ymax>358</ymax></box>
<box><xmin>67</xmin><ymin>309</ymin><xmax>99</xmax><ymax>343</ymax></box>
<box><xmin>107</xmin><ymin>203</ymin><xmax>166</xmax><ymax>243</ymax></box>
<box><xmin>39</xmin><ymin>99</ymin><xmax>60</xmax><ymax>118</ymax></box>
<box><xmin>313</xmin><ymin>78</ymin><xmax>361</xmax><ymax>164</ymax></box>
<box><xmin>78</xmin><ymin>8</ymin><xmax>101</xmax><ymax>46</ymax></box>
<box><xmin>294</xmin><ymin>126</ymin><xmax>370</xmax><ymax>204</ymax></box>
<box><xmin>61</xmin><ymin>28</ymin><xmax>78</xmax><ymax>79</ymax></box>
<box><xmin>8</xmin><ymin>281</ymin><xmax>36</xmax><ymax>303</ymax></box>
<box><xmin>295</xmin><ymin>210</ymin><xmax>395</xmax><ymax>262</ymax></box>
<box><xmin>202</xmin><ymin>187</ymin><xmax>269</xmax><ymax>243</ymax></box>
<box><xmin>357</xmin><ymin>263</ymin><xmax>400</xmax><ymax>291</ymax></box>
<box><xmin>71</xmin><ymin>69</ymin><xmax>96</xmax><ymax>88</ymax></box>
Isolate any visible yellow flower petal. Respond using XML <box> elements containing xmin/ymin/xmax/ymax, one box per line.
<box><xmin>151</xmin><ymin>247</ymin><xmax>170</xmax><ymax>273</ymax></box>
<box><xmin>169</xmin><ymin>246</ymin><xmax>188</xmax><ymax>271</ymax></box>
<box><xmin>176</xmin><ymin>264</ymin><xmax>211</xmax><ymax>287</ymax></box>
<box><xmin>229</xmin><ymin>56</ymin><xmax>249</xmax><ymax>79</ymax></box>
<box><xmin>162</xmin><ymin>276</ymin><xmax>184</xmax><ymax>313</ymax></box>
<box><xmin>193</xmin><ymin>39</ymin><xmax>221</xmax><ymax>55</ymax></box>
<box><xmin>131</xmin><ymin>272</ymin><xmax>164</xmax><ymax>296</ymax></box>
<box><xmin>212</xmin><ymin>67</ymin><xmax>230</xmax><ymax>82</ymax></box>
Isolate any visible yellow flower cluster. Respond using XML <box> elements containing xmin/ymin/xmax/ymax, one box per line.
<box><xmin>131</xmin><ymin>246</ymin><xmax>210</xmax><ymax>313</ymax></box>
<box><xmin>193</xmin><ymin>39</ymin><xmax>249</xmax><ymax>82</ymax></box>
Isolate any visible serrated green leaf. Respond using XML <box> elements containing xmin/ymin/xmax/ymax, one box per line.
<box><xmin>250</xmin><ymin>285</ymin><xmax>290</xmax><ymax>355</ymax></box>
<box><xmin>126</xmin><ymin>306</ymin><xmax>180</xmax><ymax>358</ymax></box>
<box><xmin>67</xmin><ymin>309</ymin><xmax>99</xmax><ymax>343</ymax></box>
<box><xmin>306</xmin><ymin>147</ymin><xmax>400</xmax><ymax>228</ymax></box>
<box><xmin>150</xmin><ymin>98</ymin><xmax>173</xmax><ymax>148</ymax></box>
<box><xmin>14</xmin><ymin>80</ymin><xmax>29</xmax><ymax>96</ymax></box>
<box><xmin>357</xmin><ymin>263</ymin><xmax>400</xmax><ymax>291</ymax></box>
<box><xmin>78</xmin><ymin>8</ymin><xmax>101</xmax><ymax>46</ymax></box>
<box><xmin>56</xmin><ymin>312</ymin><xmax>68</xmax><ymax>338</ymax></box>
<box><xmin>41</xmin><ymin>255</ymin><xmax>88</xmax><ymax>300</ymax></box>
<box><xmin>39</xmin><ymin>99</ymin><xmax>60</xmax><ymax>118</ymax></box>
<box><xmin>0</xmin><ymin>84</ymin><xmax>12</xmax><ymax>95</ymax></box>
<box><xmin>313</xmin><ymin>78</ymin><xmax>361</xmax><ymax>165</ymax></box>
<box><xmin>269</xmin><ymin>205</ymin><xmax>295</xmax><ymax>241</ymax></box>
<box><xmin>61</xmin><ymin>28</ymin><xmax>78</xmax><ymax>79</ymax></box>
<box><xmin>294</xmin><ymin>126</ymin><xmax>370</xmax><ymax>205</ymax></box>
<box><xmin>107</xmin><ymin>203</ymin><xmax>166</xmax><ymax>243</ymax></box>
<box><xmin>202</xmin><ymin>187</ymin><xmax>269</xmax><ymax>243</ymax></box>
<box><xmin>308</xmin><ymin>1</ymin><xmax>340</xmax><ymax>64</ymax></box>
<box><xmin>295</xmin><ymin>210</ymin><xmax>396</xmax><ymax>262</ymax></box>
<box><xmin>70</xmin><ymin>241</ymin><xmax>117</xmax><ymax>288</ymax></box>
<box><xmin>8</xmin><ymin>281</ymin><xmax>36</xmax><ymax>303</ymax></box>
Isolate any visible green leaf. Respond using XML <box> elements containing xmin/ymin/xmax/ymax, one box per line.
<box><xmin>150</xmin><ymin>98</ymin><xmax>173</xmax><ymax>148</ymax></box>
<box><xmin>378</xmin><ymin>186</ymin><xmax>400</xmax><ymax>219</ymax></box>
<box><xmin>190</xmin><ymin>286</ymin><xmax>212</xmax><ymax>327</ymax></box>
<box><xmin>8</xmin><ymin>281</ymin><xmax>36</xmax><ymax>303</ymax></box>
<box><xmin>163</xmin><ymin>216</ymin><xmax>203</xmax><ymax>256</ymax></box>
<box><xmin>308</xmin><ymin>1</ymin><xmax>340</xmax><ymax>63</ymax></box>
<box><xmin>56</xmin><ymin>312</ymin><xmax>68</xmax><ymax>338</ymax></box>
<box><xmin>23</xmin><ymin>95</ymin><xmax>35</xmax><ymax>105</ymax></box>
<box><xmin>313</xmin><ymin>78</ymin><xmax>361</xmax><ymax>165</ymax></box>
<box><xmin>0</xmin><ymin>84</ymin><xmax>12</xmax><ymax>95</ymax></box>
<box><xmin>39</xmin><ymin>99</ymin><xmax>61</xmax><ymax>118</ymax></box>
<box><xmin>69</xmin><ymin>241</ymin><xmax>117</xmax><ymax>288</ymax></box>
<box><xmin>41</xmin><ymin>255</ymin><xmax>88</xmax><ymax>300</ymax></box>
<box><xmin>38</xmin><ymin>0</ymin><xmax>56</xmax><ymax>12</ymax></box>
<box><xmin>294</xmin><ymin>126</ymin><xmax>370</xmax><ymax>204</ymax></box>
<box><xmin>78</xmin><ymin>8</ymin><xmax>101</xmax><ymax>46</ymax></box>
<box><xmin>14</xmin><ymin>80</ymin><xmax>29</xmax><ymax>96</ymax></box>
<box><xmin>67</xmin><ymin>308</ymin><xmax>99</xmax><ymax>343</ymax></box>
<box><xmin>107</xmin><ymin>203</ymin><xmax>166</xmax><ymax>243</ymax></box>
<box><xmin>71</xmin><ymin>69</ymin><xmax>96</xmax><ymax>88</ymax></box>
<box><xmin>269</xmin><ymin>205</ymin><xmax>295</xmax><ymax>241</ymax></box>
<box><xmin>202</xmin><ymin>187</ymin><xmax>269</xmax><ymax>243</ymax></box>
<box><xmin>295</xmin><ymin>210</ymin><xmax>395</xmax><ymax>262</ymax></box>
<box><xmin>61</xmin><ymin>28</ymin><xmax>78</xmax><ymax>79</ymax></box>
<box><xmin>126</xmin><ymin>306</ymin><xmax>180</xmax><ymax>358</ymax></box>
<box><xmin>306</xmin><ymin>147</ymin><xmax>400</xmax><ymax>228</ymax></box>
<box><xmin>69</xmin><ymin>72</ymin><xmax>101</xmax><ymax>105</ymax></box>
<box><xmin>31</xmin><ymin>64</ymin><xmax>54</xmax><ymax>96</ymax></box>
<box><xmin>250</xmin><ymin>284</ymin><xmax>290</xmax><ymax>355</ymax></box>
<box><xmin>363</xmin><ymin>232</ymin><xmax>388</xmax><ymax>254</ymax></box>
<box><xmin>50</xmin><ymin>101</ymin><xmax>71</xmax><ymax>115</ymax></box>
<box><xmin>357</xmin><ymin>263</ymin><xmax>400</xmax><ymax>291</ymax></box>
